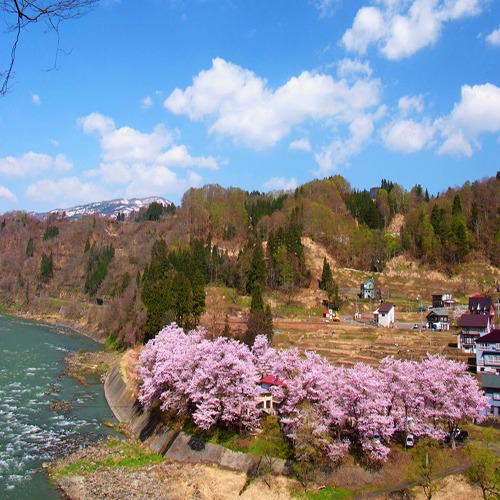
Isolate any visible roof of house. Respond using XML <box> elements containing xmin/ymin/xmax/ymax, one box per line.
<box><xmin>377</xmin><ymin>302</ymin><xmax>395</xmax><ymax>314</ymax></box>
<box><xmin>477</xmin><ymin>329</ymin><xmax>500</xmax><ymax>343</ymax></box>
<box><xmin>460</xmin><ymin>314</ymin><xmax>489</xmax><ymax>328</ymax></box>
<box><xmin>482</xmin><ymin>373</ymin><xmax>500</xmax><ymax>389</ymax></box>
<box><xmin>469</xmin><ymin>295</ymin><xmax>493</xmax><ymax>312</ymax></box>
<box><xmin>427</xmin><ymin>309</ymin><xmax>449</xmax><ymax>319</ymax></box>
<box><xmin>260</xmin><ymin>375</ymin><xmax>287</xmax><ymax>387</ymax></box>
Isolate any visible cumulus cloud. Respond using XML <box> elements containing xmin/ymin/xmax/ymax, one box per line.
<box><xmin>124</xmin><ymin>165</ymin><xmax>202</xmax><ymax>199</ymax></box>
<box><xmin>436</xmin><ymin>83</ymin><xmax>500</xmax><ymax>156</ymax></box>
<box><xmin>0</xmin><ymin>185</ymin><xmax>17</xmax><ymax>203</ymax></box>
<box><xmin>164</xmin><ymin>57</ymin><xmax>381</xmax><ymax>150</ymax></box>
<box><xmin>0</xmin><ymin>152</ymin><xmax>57</xmax><ymax>178</ymax></box>
<box><xmin>262</xmin><ymin>177</ymin><xmax>298</xmax><ymax>192</ymax></box>
<box><xmin>79</xmin><ymin>112</ymin><xmax>218</xmax><ymax>172</ymax></box>
<box><xmin>289</xmin><ymin>138</ymin><xmax>312</xmax><ymax>152</ymax></box>
<box><xmin>32</xmin><ymin>94</ymin><xmax>41</xmax><ymax>105</ymax></box>
<box><xmin>398</xmin><ymin>94</ymin><xmax>425</xmax><ymax>116</ymax></box>
<box><xmin>486</xmin><ymin>26</ymin><xmax>500</xmax><ymax>46</ymax></box>
<box><xmin>337</xmin><ymin>58</ymin><xmax>373</xmax><ymax>79</ymax></box>
<box><xmin>382</xmin><ymin>119</ymin><xmax>435</xmax><ymax>153</ymax></box>
<box><xmin>315</xmin><ymin>115</ymin><xmax>375</xmax><ymax>174</ymax></box>
<box><xmin>25</xmin><ymin>177</ymin><xmax>108</xmax><ymax>205</ymax></box>
<box><xmin>342</xmin><ymin>0</ymin><xmax>484</xmax><ymax>59</ymax></box>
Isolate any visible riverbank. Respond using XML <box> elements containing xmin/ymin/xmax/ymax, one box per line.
<box><xmin>0</xmin><ymin>307</ymin><xmax>108</xmax><ymax>345</ymax></box>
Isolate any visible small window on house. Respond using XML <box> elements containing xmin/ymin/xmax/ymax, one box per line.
<box><xmin>493</xmin><ymin>393</ymin><xmax>500</xmax><ymax>401</ymax></box>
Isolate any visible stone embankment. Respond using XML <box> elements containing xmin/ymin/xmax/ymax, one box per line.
<box><xmin>104</xmin><ymin>363</ymin><xmax>285</xmax><ymax>474</ymax></box>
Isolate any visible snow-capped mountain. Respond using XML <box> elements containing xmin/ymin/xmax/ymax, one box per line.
<box><xmin>30</xmin><ymin>196</ymin><xmax>172</xmax><ymax>220</ymax></box>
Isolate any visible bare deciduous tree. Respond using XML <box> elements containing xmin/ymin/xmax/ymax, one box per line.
<box><xmin>1</xmin><ymin>0</ymin><xmax>99</xmax><ymax>94</ymax></box>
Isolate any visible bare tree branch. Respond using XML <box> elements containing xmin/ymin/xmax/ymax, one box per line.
<box><xmin>1</xmin><ymin>0</ymin><xmax>99</xmax><ymax>95</ymax></box>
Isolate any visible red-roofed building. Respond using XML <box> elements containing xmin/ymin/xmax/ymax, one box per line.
<box><xmin>257</xmin><ymin>375</ymin><xmax>287</xmax><ymax>415</ymax></box>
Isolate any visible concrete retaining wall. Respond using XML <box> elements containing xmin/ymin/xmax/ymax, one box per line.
<box><xmin>104</xmin><ymin>364</ymin><xmax>281</xmax><ymax>473</ymax></box>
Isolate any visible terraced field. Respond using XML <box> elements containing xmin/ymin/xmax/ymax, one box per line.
<box><xmin>272</xmin><ymin>318</ymin><xmax>470</xmax><ymax>368</ymax></box>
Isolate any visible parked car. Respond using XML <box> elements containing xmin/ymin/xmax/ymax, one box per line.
<box><xmin>445</xmin><ymin>430</ymin><xmax>469</xmax><ymax>443</ymax></box>
<box><xmin>405</xmin><ymin>434</ymin><xmax>415</xmax><ymax>448</ymax></box>
<box><xmin>418</xmin><ymin>306</ymin><xmax>428</xmax><ymax>312</ymax></box>
<box><xmin>412</xmin><ymin>323</ymin><xmax>419</xmax><ymax>330</ymax></box>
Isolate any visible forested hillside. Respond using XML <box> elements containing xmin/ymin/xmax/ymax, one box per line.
<box><xmin>1</xmin><ymin>174</ymin><xmax>500</xmax><ymax>346</ymax></box>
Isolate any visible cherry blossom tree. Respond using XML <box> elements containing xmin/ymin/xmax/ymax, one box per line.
<box><xmin>138</xmin><ymin>326</ymin><xmax>488</xmax><ymax>461</ymax></box>
<box><xmin>417</xmin><ymin>354</ymin><xmax>489</xmax><ymax>448</ymax></box>
<box><xmin>138</xmin><ymin>323</ymin><xmax>260</xmax><ymax>432</ymax></box>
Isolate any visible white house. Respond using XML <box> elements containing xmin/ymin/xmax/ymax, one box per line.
<box><xmin>374</xmin><ymin>302</ymin><xmax>395</xmax><ymax>328</ymax></box>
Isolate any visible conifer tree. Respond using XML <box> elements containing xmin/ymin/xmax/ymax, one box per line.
<box><xmin>39</xmin><ymin>252</ymin><xmax>53</xmax><ymax>283</ymax></box>
<box><xmin>246</xmin><ymin>240</ymin><xmax>266</xmax><ymax>295</ymax></box>
<box><xmin>26</xmin><ymin>237</ymin><xmax>34</xmax><ymax>258</ymax></box>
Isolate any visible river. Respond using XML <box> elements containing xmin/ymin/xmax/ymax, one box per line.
<box><xmin>0</xmin><ymin>314</ymin><xmax>118</xmax><ymax>499</ymax></box>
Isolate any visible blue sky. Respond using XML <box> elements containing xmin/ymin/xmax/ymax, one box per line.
<box><xmin>1</xmin><ymin>0</ymin><xmax>500</xmax><ymax>213</ymax></box>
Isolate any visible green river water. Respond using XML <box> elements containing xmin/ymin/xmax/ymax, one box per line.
<box><xmin>0</xmin><ymin>314</ymin><xmax>118</xmax><ymax>499</ymax></box>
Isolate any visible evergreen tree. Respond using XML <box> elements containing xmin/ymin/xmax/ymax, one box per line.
<box><xmin>26</xmin><ymin>237</ymin><xmax>34</xmax><ymax>258</ymax></box>
<box><xmin>245</xmin><ymin>284</ymin><xmax>268</xmax><ymax>346</ymax></box>
<box><xmin>320</xmin><ymin>257</ymin><xmax>333</xmax><ymax>291</ymax></box>
<box><xmin>43</xmin><ymin>224</ymin><xmax>59</xmax><ymax>241</ymax></box>
<box><xmin>452</xmin><ymin>194</ymin><xmax>462</xmax><ymax>216</ymax></box>
<box><xmin>250</xmin><ymin>284</ymin><xmax>264</xmax><ymax>313</ymax></box>
<box><xmin>172</xmin><ymin>271</ymin><xmax>193</xmax><ymax>328</ymax></box>
<box><xmin>39</xmin><ymin>252</ymin><xmax>53</xmax><ymax>283</ymax></box>
<box><xmin>246</xmin><ymin>240</ymin><xmax>266</xmax><ymax>295</ymax></box>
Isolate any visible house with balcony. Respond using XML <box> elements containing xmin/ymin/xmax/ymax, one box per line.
<box><xmin>431</xmin><ymin>292</ymin><xmax>454</xmax><ymax>309</ymax></box>
<box><xmin>374</xmin><ymin>302</ymin><xmax>395</xmax><ymax>328</ymax></box>
<box><xmin>426</xmin><ymin>310</ymin><xmax>450</xmax><ymax>330</ymax></box>
<box><xmin>476</xmin><ymin>330</ymin><xmax>500</xmax><ymax>374</ymax></box>
<box><xmin>482</xmin><ymin>373</ymin><xmax>500</xmax><ymax>417</ymax></box>
<box><xmin>458</xmin><ymin>314</ymin><xmax>492</xmax><ymax>352</ymax></box>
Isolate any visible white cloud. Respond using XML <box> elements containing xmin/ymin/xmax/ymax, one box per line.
<box><xmin>164</xmin><ymin>58</ymin><xmax>381</xmax><ymax>150</ymax></box>
<box><xmin>315</xmin><ymin>115</ymin><xmax>375</xmax><ymax>174</ymax></box>
<box><xmin>32</xmin><ymin>94</ymin><xmax>41</xmax><ymax>105</ymax></box>
<box><xmin>78</xmin><ymin>112</ymin><xmax>115</xmax><ymax>136</ymax></box>
<box><xmin>124</xmin><ymin>165</ymin><xmax>202</xmax><ymax>199</ymax></box>
<box><xmin>100</xmin><ymin>124</ymin><xmax>173</xmax><ymax>163</ymax></box>
<box><xmin>157</xmin><ymin>145</ymin><xmax>218</xmax><ymax>169</ymax></box>
<box><xmin>141</xmin><ymin>95</ymin><xmax>153</xmax><ymax>110</ymax></box>
<box><xmin>342</xmin><ymin>0</ymin><xmax>484</xmax><ymax>59</ymax></box>
<box><xmin>314</xmin><ymin>0</ymin><xmax>340</xmax><ymax>17</ymax></box>
<box><xmin>0</xmin><ymin>152</ymin><xmax>54</xmax><ymax>178</ymax></box>
<box><xmin>337</xmin><ymin>58</ymin><xmax>373</xmax><ymax>79</ymax></box>
<box><xmin>262</xmin><ymin>177</ymin><xmax>298</xmax><ymax>192</ymax></box>
<box><xmin>0</xmin><ymin>185</ymin><xmax>17</xmax><ymax>203</ymax></box>
<box><xmin>486</xmin><ymin>26</ymin><xmax>500</xmax><ymax>46</ymax></box>
<box><xmin>25</xmin><ymin>177</ymin><xmax>108</xmax><ymax>205</ymax></box>
<box><xmin>289</xmin><ymin>138</ymin><xmax>312</xmax><ymax>152</ymax></box>
<box><xmin>435</xmin><ymin>83</ymin><xmax>500</xmax><ymax>156</ymax></box>
<box><xmin>382</xmin><ymin>119</ymin><xmax>435</xmax><ymax>153</ymax></box>
<box><xmin>79</xmin><ymin>112</ymin><xmax>218</xmax><ymax>169</ymax></box>
<box><xmin>398</xmin><ymin>95</ymin><xmax>425</xmax><ymax>116</ymax></box>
